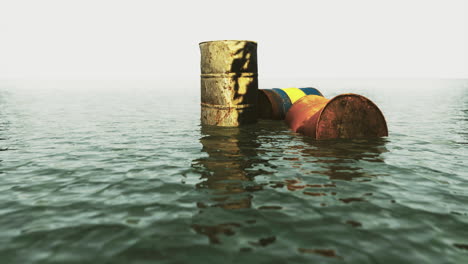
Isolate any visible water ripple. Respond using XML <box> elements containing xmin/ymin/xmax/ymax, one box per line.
<box><xmin>1</xmin><ymin>81</ymin><xmax>468</xmax><ymax>263</ymax></box>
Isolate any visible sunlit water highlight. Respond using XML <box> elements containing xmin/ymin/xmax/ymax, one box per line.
<box><xmin>0</xmin><ymin>79</ymin><xmax>467</xmax><ymax>263</ymax></box>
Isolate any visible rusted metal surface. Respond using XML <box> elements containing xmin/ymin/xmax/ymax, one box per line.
<box><xmin>200</xmin><ymin>40</ymin><xmax>258</xmax><ymax>126</ymax></box>
<box><xmin>257</xmin><ymin>89</ymin><xmax>288</xmax><ymax>120</ymax></box>
<box><xmin>258</xmin><ymin>87</ymin><xmax>324</xmax><ymax>120</ymax></box>
<box><xmin>257</xmin><ymin>89</ymin><xmax>274</xmax><ymax>119</ymax></box>
<box><xmin>285</xmin><ymin>95</ymin><xmax>329</xmax><ymax>132</ymax></box>
<box><xmin>314</xmin><ymin>94</ymin><xmax>388</xmax><ymax>139</ymax></box>
<box><xmin>296</xmin><ymin>94</ymin><xmax>388</xmax><ymax>140</ymax></box>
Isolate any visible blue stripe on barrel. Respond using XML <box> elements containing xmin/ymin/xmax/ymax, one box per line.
<box><xmin>300</xmin><ymin>87</ymin><xmax>323</xmax><ymax>97</ymax></box>
<box><xmin>272</xmin><ymin>88</ymin><xmax>293</xmax><ymax>118</ymax></box>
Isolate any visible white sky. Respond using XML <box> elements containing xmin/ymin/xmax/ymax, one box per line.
<box><xmin>0</xmin><ymin>0</ymin><xmax>467</xmax><ymax>80</ymax></box>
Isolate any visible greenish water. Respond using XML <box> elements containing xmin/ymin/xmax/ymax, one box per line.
<box><xmin>0</xmin><ymin>79</ymin><xmax>467</xmax><ymax>263</ymax></box>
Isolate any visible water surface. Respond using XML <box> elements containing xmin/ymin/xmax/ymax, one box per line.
<box><xmin>0</xmin><ymin>79</ymin><xmax>467</xmax><ymax>263</ymax></box>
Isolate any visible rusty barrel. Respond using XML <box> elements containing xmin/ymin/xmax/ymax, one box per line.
<box><xmin>285</xmin><ymin>93</ymin><xmax>388</xmax><ymax>139</ymax></box>
<box><xmin>258</xmin><ymin>87</ymin><xmax>323</xmax><ymax>119</ymax></box>
<box><xmin>199</xmin><ymin>40</ymin><xmax>258</xmax><ymax>126</ymax></box>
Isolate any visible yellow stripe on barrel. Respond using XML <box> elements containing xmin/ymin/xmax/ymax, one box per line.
<box><xmin>282</xmin><ymin>88</ymin><xmax>307</xmax><ymax>104</ymax></box>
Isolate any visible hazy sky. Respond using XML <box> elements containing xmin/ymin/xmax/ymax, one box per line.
<box><xmin>1</xmin><ymin>0</ymin><xmax>467</xmax><ymax>80</ymax></box>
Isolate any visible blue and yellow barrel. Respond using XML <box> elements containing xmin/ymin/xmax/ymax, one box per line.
<box><xmin>258</xmin><ymin>87</ymin><xmax>323</xmax><ymax>119</ymax></box>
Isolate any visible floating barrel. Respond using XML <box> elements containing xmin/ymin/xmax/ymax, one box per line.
<box><xmin>258</xmin><ymin>87</ymin><xmax>323</xmax><ymax>119</ymax></box>
<box><xmin>285</xmin><ymin>93</ymin><xmax>388</xmax><ymax>139</ymax></box>
<box><xmin>200</xmin><ymin>40</ymin><xmax>258</xmax><ymax>127</ymax></box>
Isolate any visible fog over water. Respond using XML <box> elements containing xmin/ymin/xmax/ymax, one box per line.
<box><xmin>1</xmin><ymin>0</ymin><xmax>467</xmax><ymax>80</ymax></box>
<box><xmin>1</xmin><ymin>0</ymin><xmax>467</xmax><ymax>262</ymax></box>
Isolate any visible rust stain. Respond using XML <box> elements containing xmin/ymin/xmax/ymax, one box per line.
<box><xmin>260</xmin><ymin>89</ymin><xmax>283</xmax><ymax>120</ymax></box>
<box><xmin>316</xmin><ymin>94</ymin><xmax>388</xmax><ymax>139</ymax></box>
<box><xmin>284</xmin><ymin>94</ymin><xmax>388</xmax><ymax>139</ymax></box>
<box><xmin>200</xmin><ymin>40</ymin><xmax>258</xmax><ymax>126</ymax></box>
<box><xmin>285</xmin><ymin>95</ymin><xmax>329</xmax><ymax>132</ymax></box>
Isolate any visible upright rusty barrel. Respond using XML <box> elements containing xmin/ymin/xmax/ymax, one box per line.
<box><xmin>200</xmin><ymin>40</ymin><xmax>258</xmax><ymax>126</ymax></box>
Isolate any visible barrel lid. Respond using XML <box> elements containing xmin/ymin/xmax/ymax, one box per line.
<box><xmin>199</xmin><ymin>40</ymin><xmax>258</xmax><ymax>45</ymax></box>
<box><xmin>315</xmin><ymin>93</ymin><xmax>388</xmax><ymax>139</ymax></box>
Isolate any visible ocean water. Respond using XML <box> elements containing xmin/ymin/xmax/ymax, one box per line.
<box><xmin>0</xmin><ymin>79</ymin><xmax>467</xmax><ymax>263</ymax></box>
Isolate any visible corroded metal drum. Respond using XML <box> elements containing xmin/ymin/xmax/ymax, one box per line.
<box><xmin>285</xmin><ymin>93</ymin><xmax>388</xmax><ymax>139</ymax></box>
<box><xmin>285</xmin><ymin>95</ymin><xmax>329</xmax><ymax>131</ymax></box>
<box><xmin>200</xmin><ymin>40</ymin><xmax>258</xmax><ymax>126</ymax></box>
<box><xmin>258</xmin><ymin>87</ymin><xmax>323</xmax><ymax>120</ymax></box>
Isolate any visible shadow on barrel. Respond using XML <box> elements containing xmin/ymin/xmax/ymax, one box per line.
<box><xmin>231</xmin><ymin>41</ymin><xmax>258</xmax><ymax>107</ymax></box>
<box><xmin>229</xmin><ymin>41</ymin><xmax>258</xmax><ymax>124</ymax></box>
<box><xmin>199</xmin><ymin>40</ymin><xmax>258</xmax><ymax>126</ymax></box>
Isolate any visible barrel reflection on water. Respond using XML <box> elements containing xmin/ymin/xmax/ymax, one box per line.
<box><xmin>191</xmin><ymin>125</ymin><xmax>267</xmax><ymax>244</ymax></box>
<box><xmin>190</xmin><ymin>121</ymin><xmax>389</xmax><ymax>246</ymax></box>
<box><xmin>301</xmin><ymin>138</ymin><xmax>389</xmax><ymax>181</ymax></box>
<box><xmin>193</xmin><ymin>125</ymin><xmax>265</xmax><ymax>209</ymax></box>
